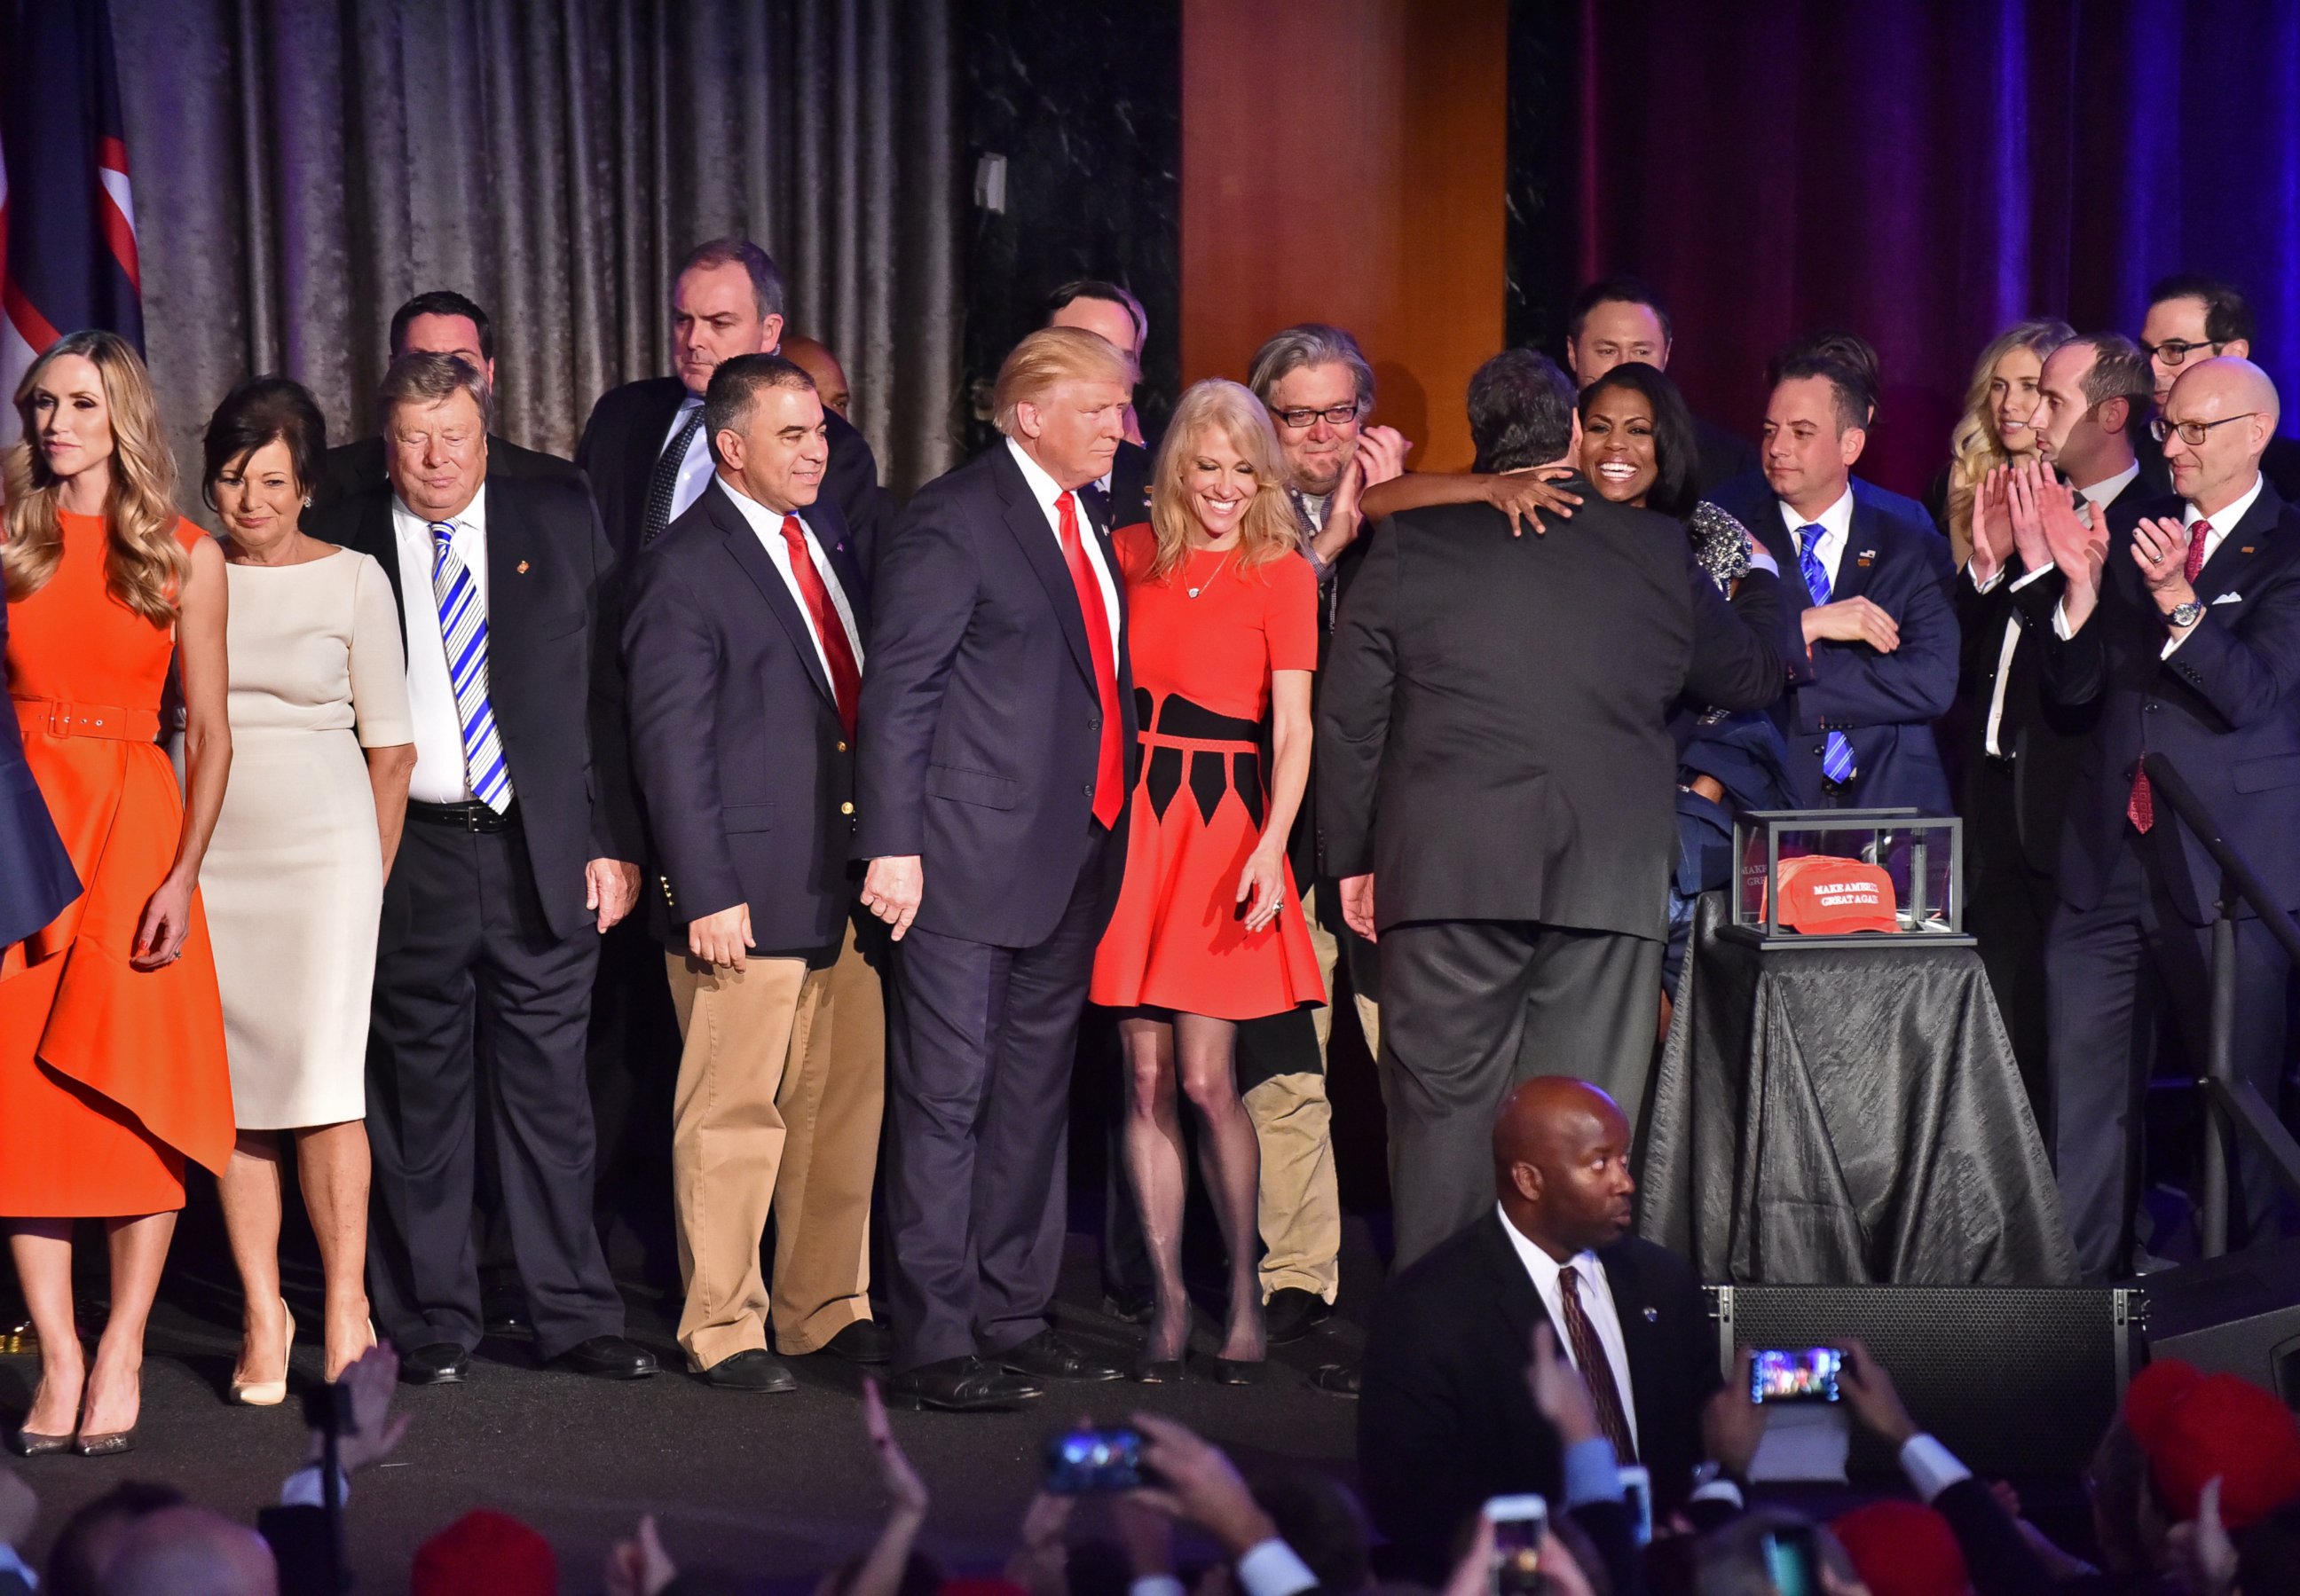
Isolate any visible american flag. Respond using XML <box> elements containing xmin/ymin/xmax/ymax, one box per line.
<box><xmin>0</xmin><ymin>2</ymin><xmax>142</xmax><ymax>447</ymax></box>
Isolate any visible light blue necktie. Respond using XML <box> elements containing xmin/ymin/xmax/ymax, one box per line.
<box><xmin>1795</xmin><ymin>524</ymin><xmax>1856</xmax><ymax>786</ymax></box>
<box><xmin>429</xmin><ymin>522</ymin><xmax>513</xmax><ymax>812</ymax></box>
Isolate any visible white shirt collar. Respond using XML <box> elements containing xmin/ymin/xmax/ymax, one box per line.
<box><xmin>2078</xmin><ymin>460</ymin><xmax>2140</xmax><ymax>509</ymax></box>
<box><xmin>1780</xmin><ymin>484</ymin><xmax>1855</xmax><ymax>553</ymax></box>
<box><xmin>391</xmin><ymin>485</ymin><xmax>487</xmax><ymax>543</ymax></box>
<box><xmin>1497</xmin><ymin>1204</ymin><xmax>1595</xmax><ymax>1296</ymax></box>
<box><xmin>1007</xmin><ymin>435</ymin><xmax>1080</xmax><ymax>515</ymax></box>
<box><xmin>2189</xmin><ymin>470</ymin><xmax>2265</xmax><ymax>534</ymax></box>
<box><xmin>714</xmin><ymin>472</ymin><xmax>805</xmax><ymax>539</ymax></box>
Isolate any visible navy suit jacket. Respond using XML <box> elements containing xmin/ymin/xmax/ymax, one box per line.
<box><xmin>624</xmin><ymin>479</ymin><xmax>870</xmax><ymax>956</ymax></box>
<box><xmin>2021</xmin><ymin>480</ymin><xmax>2300</xmax><ymax>924</ymax></box>
<box><xmin>0</xmin><ymin>598</ymin><xmax>80</xmax><ymax>948</ymax></box>
<box><xmin>853</xmin><ymin>441</ymin><xmax>1138</xmax><ymax>947</ymax></box>
<box><xmin>1728</xmin><ymin>481</ymin><xmax>1959</xmax><ymax>811</ymax></box>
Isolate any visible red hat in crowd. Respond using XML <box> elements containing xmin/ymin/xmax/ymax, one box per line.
<box><xmin>412</xmin><ymin>1509</ymin><xmax>558</xmax><ymax>1596</ymax></box>
<box><xmin>1830</xmin><ymin>1499</ymin><xmax>1969</xmax><ymax>1596</ymax></box>
<box><xmin>2123</xmin><ymin>1358</ymin><xmax>2300</xmax><ymax>1531</ymax></box>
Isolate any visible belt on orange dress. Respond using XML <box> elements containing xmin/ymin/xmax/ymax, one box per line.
<box><xmin>12</xmin><ymin>696</ymin><xmax>162</xmax><ymax>743</ymax></box>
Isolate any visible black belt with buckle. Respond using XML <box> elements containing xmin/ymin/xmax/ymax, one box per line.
<box><xmin>408</xmin><ymin>798</ymin><xmax>518</xmax><ymax>834</ymax></box>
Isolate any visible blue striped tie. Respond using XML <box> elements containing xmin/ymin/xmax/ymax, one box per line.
<box><xmin>429</xmin><ymin>522</ymin><xmax>513</xmax><ymax>813</ymax></box>
<box><xmin>1796</xmin><ymin>524</ymin><xmax>1856</xmax><ymax>786</ymax></box>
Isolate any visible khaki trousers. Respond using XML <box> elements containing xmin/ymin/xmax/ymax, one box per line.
<box><xmin>666</xmin><ymin>922</ymin><xmax>884</xmax><ymax>1369</ymax></box>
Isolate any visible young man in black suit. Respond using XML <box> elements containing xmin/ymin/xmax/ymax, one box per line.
<box><xmin>1359</xmin><ymin>1078</ymin><xmax>1743</xmax><ymax>1584</ymax></box>
<box><xmin>310</xmin><ymin>291</ymin><xmax>584</xmax><ymax>513</ymax></box>
<box><xmin>1564</xmin><ymin>276</ymin><xmax>1757</xmax><ymax>495</ymax></box>
<box><xmin>576</xmin><ymin>237</ymin><xmax>889</xmax><ymax>571</ymax></box>
<box><xmin>2138</xmin><ymin>276</ymin><xmax>2300</xmax><ymax>502</ymax></box>
<box><xmin>310</xmin><ymin>351</ymin><xmax>653</xmax><ymax>1386</ymax></box>
<box><xmin>1319</xmin><ymin>350</ymin><xmax>1784</xmax><ymax>1267</ymax></box>
<box><xmin>622</xmin><ymin>354</ymin><xmax>886</xmax><ymax>1392</ymax></box>
<box><xmin>855</xmin><ymin>327</ymin><xmax>1139</xmax><ymax>1411</ymax></box>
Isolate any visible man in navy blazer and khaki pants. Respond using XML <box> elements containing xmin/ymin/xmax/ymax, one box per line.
<box><xmin>623</xmin><ymin>355</ymin><xmax>886</xmax><ymax>1390</ymax></box>
<box><xmin>856</xmin><ymin>328</ymin><xmax>1139</xmax><ymax>1411</ymax></box>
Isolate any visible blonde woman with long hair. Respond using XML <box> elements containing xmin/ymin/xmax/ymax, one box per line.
<box><xmin>1934</xmin><ymin>318</ymin><xmax>2075</xmax><ymax>566</ymax></box>
<box><xmin>1089</xmin><ymin>378</ymin><xmax>1325</xmax><ymax>1384</ymax></box>
<box><xmin>2</xmin><ymin>330</ymin><xmax>235</xmax><ymax>1456</ymax></box>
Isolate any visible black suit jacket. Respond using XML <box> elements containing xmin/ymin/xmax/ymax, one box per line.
<box><xmin>1083</xmin><ymin>437</ymin><xmax>1154</xmax><ymax>531</ymax></box>
<box><xmin>1690</xmin><ymin>413</ymin><xmax>1758</xmax><ymax>498</ymax></box>
<box><xmin>2022</xmin><ymin>480</ymin><xmax>2300</xmax><ymax>924</ymax></box>
<box><xmin>310</xmin><ymin>476</ymin><xmax>641</xmax><ymax>941</ymax></box>
<box><xmin>0</xmin><ymin>597</ymin><xmax>80</xmax><ymax>949</ymax></box>
<box><xmin>623</xmin><ymin>479</ymin><xmax>869</xmax><ymax>955</ymax></box>
<box><xmin>1359</xmin><ymin>1211</ymin><xmax>1719</xmax><ymax>1584</ymax></box>
<box><xmin>1318</xmin><ymin>484</ymin><xmax>1783</xmax><ymax>938</ymax></box>
<box><xmin>853</xmin><ymin>441</ymin><xmax>1138</xmax><ymax>947</ymax></box>
<box><xmin>2140</xmin><ymin>432</ymin><xmax>2300</xmax><ymax>504</ymax></box>
<box><xmin>311</xmin><ymin>431</ymin><xmax>583</xmax><ymax>515</ymax></box>
<box><xmin>576</xmin><ymin>374</ymin><xmax>889</xmax><ymax>574</ymax></box>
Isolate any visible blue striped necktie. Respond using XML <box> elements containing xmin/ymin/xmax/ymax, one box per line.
<box><xmin>1795</xmin><ymin>524</ymin><xmax>1856</xmax><ymax>786</ymax></box>
<box><xmin>429</xmin><ymin>521</ymin><xmax>513</xmax><ymax>813</ymax></box>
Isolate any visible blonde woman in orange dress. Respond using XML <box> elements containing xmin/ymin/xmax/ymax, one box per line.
<box><xmin>1</xmin><ymin>331</ymin><xmax>235</xmax><ymax>1457</ymax></box>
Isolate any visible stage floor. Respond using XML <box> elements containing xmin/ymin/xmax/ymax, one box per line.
<box><xmin>4</xmin><ymin>1229</ymin><xmax>1373</xmax><ymax>1592</ymax></box>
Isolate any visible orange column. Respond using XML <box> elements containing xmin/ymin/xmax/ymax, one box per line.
<box><xmin>1179</xmin><ymin>0</ymin><xmax>1508</xmax><ymax>472</ymax></box>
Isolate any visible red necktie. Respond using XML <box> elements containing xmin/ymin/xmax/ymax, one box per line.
<box><xmin>2129</xmin><ymin>519</ymin><xmax>2214</xmax><ymax>834</ymax></box>
<box><xmin>780</xmin><ymin>515</ymin><xmax>861</xmax><ymax>740</ymax></box>
<box><xmin>1557</xmin><ymin>1265</ymin><xmax>1638</xmax><ymax>1464</ymax></box>
<box><xmin>1057</xmin><ymin>490</ymin><xmax>1125</xmax><ymax>828</ymax></box>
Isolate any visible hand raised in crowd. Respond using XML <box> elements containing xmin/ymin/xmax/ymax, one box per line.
<box><xmin>1835</xmin><ymin>1337</ymin><xmax>1918</xmax><ymax>1448</ymax></box>
<box><xmin>1802</xmin><ymin>596</ymin><xmax>1901</xmax><ymax>654</ymax></box>
<box><xmin>1489</xmin><ymin>468</ymin><xmax>1585</xmax><ymax>539</ymax></box>
<box><xmin>2003</xmin><ymin>462</ymin><xmax>2059</xmax><ymax>578</ymax></box>
<box><xmin>2166</xmin><ymin>1475</ymin><xmax>2239</xmax><ymax>1596</ymax></box>
<box><xmin>1004</xmin><ymin>1489</ymin><xmax>1075</xmax><ymax>1596</ymax></box>
<box><xmin>312</xmin><ymin>1342</ymin><xmax>412</xmax><ymax>1475</ymax></box>
<box><xmin>1526</xmin><ymin>1322</ymin><xmax>1602</xmax><ymax>1447</ymax></box>
<box><xmin>862</xmin><ymin>855</ymin><xmax>925</xmax><ymax>941</ymax></box>
<box><xmin>1338</xmin><ymin>873</ymin><xmax>1377</xmax><ymax>943</ymax></box>
<box><xmin>689</xmin><ymin>903</ymin><xmax>753</xmax><ymax>970</ymax></box>
<box><xmin>1702</xmin><ymin>1348</ymin><xmax>1768</xmax><ymax>1481</ymax></box>
<box><xmin>844</xmin><ymin>1380</ymin><xmax>933</xmax><ymax>1596</ymax></box>
<box><xmin>1110</xmin><ymin>1490</ymin><xmax>1177</xmax><ymax>1581</ymax></box>
<box><xmin>1126</xmin><ymin>1411</ymin><xmax>1279</xmax><ymax>1559</ymax></box>
<box><xmin>603</xmin><ymin>1514</ymin><xmax>679</xmax><ymax>1596</ymax></box>
<box><xmin>1439</xmin><ymin>1509</ymin><xmax>1598</xmax><ymax>1596</ymax></box>
<box><xmin>1968</xmin><ymin>465</ymin><xmax>2015</xmax><ymax>586</ymax></box>
<box><xmin>587</xmin><ymin>857</ymin><xmax>641</xmax><ymax>933</ymax></box>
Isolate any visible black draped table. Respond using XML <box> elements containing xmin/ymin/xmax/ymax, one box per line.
<box><xmin>1637</xmin><ymin>893</ymin><xmax>2079</xmax><ymax>1285</ymax></box>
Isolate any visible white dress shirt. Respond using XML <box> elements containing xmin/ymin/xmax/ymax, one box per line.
<box><xmin>1006</xmin><ymin>436</ymin><xmax>1121</xmax><ymax>644</ymax></box>
<box><xmin>392</xmin><ymin>492</ymin><xmax>511</xmax><ymax>806</ymax></box>
<box><xmin>713</xmin><ymin>476</ymin><xmax>865</xmax><ymax>680</ymax></box>
<box><xmin>1498</xmin><ymin>1204</ymin><xmax>1640</xmax><ymax>1451</ymax></box>
<box><xmin>1778</xmin><ymin>484</ymin><xmax>1855</xmax><ymax>595</ymax></box>
<box><xmin>660</xmin><ymin>393</ymin><xmax>717</xmax><ymax>528</ymax></box>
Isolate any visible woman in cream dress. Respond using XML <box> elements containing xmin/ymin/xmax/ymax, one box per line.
<box><xmin>198</xmin><ymin>378</ymin><xmax>415</xmax><ymax>1399</ymax></box>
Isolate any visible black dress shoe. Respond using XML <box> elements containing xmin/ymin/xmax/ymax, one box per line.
<box><xmin>1130</xmin><ymin>1357</ymin><xmax>1184</xmax><ymax>1385</ymax></box>
<box><xmin>1102</xmin><ymin>1289</ymin><xmax>1154</xmax><ymax>1325</ymax></box>
<box><xmin>818</xmin><ymin>1319</ymin><xmax>893</xmax><ymax>1364</ymax></box>
<box><xmin>886</xmin><ymin>1355</ymin><xmax>1044</xmax><ymax>1412</ymax></box>
<box><xmin>1310</xmin><ymin>1362</ymin><xmax>1360</xmax><ymax>1398</ymax></box>
<box><xmin>1209</xmin><ymin>1356</ymin><xmax>1265</xmax><ymax>1387</ymax></box>
<box><xmin>998</xmin><ymin>1329</ymin><xmax>1122</xmax><ymax>1382</ymax></box>
<box><xmin>400</xmin><ymin>1342</ymin><xmax>471</xmax><ymax>1386</ymax></box>
<box><xmin>1264</xmin><ymin>1288</ymin><xmax>1332</xmax><ymax>1346</ymax></box>
<box><xmin>697</xmin><ymin>1348</ymin><xmax>794</xmax><ymax>1393</ymax></box>
<box><xmin>549</xmin><ymin>1335</ymin><xmax>658</xmax><ymax>1380</ymax></box>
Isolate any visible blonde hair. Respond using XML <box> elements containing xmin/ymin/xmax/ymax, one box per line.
<box><xmin>1944</xmin><ymin>318</ymin><xmax>2073</xmax><ymax>564</ymax></box>
<box><xmin>993</xmin><ymin>326</ymin><xmax>1135</xmax><ymax>436</ymax></box>
<box><xmin>1145</xmin><ymin>379</ymin><xmax>1301</xmax><ymax>581</ymax></box>
<box><xmin>4</xmin><ymin>330</ymin><xmax>185</xmax><ymax>625</ymax></box>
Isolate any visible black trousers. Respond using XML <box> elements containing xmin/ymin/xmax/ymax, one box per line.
<box><xmin>1965</xmin><ymin>758</ymin><xmax>2057</xmax><ymax>1126</ymax></box>
<box><xmin>882</xmin><ymin>828</ymin><xmax>1110</xmax><ymax>1372</ymax></box>
<box><xmin>2044</xmin><ymin>838</ymin><xmax>2291</xmax><ymax>1278</ymax></box>
<box><xmin>1379</xmin><ymin>918</ymin><xmax>1661</xmax><ymax>1270</ymax></box>
<box><xmin>366</xmin><ymin>817</ymin><xmax>626</xmax><ymax>1359</ymax></box>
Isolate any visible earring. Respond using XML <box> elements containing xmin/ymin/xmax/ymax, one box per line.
<box><xmin>302</xmin><ymin>496</ymin><xmax>311</xmax><ymax>507</ymax></box>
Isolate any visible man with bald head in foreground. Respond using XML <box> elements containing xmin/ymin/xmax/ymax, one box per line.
<box><xmin>100</xmin><ymin>1507</ymin><xmax>278</xmax><ymax>1596</ymax></box>
<box><xmin>1358</xmin><ymin>1078</ymin><xmax>1729</xmax><ymax>1581</ymax></box>
<box><xmin>2020</xmin><ymin>357</ymin><xmax>2300</xmax><ymax>1277</ymax></box>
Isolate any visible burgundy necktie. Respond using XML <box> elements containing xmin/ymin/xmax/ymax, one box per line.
<box><xmin>780</xmin><ymin>515</ymin><xmax>861</xmax><ymax>740</ymax></box>
<box><xmin>1558</xmin><ymin>1264</ymin><xmax>1638</xmax><ymax>1464</ymax></box>
<box><xmin>1057</xmin><ymin>491</ymin><xmax>1125</xmax><ymax>828</ymax></box>
<box><xmin>2129</xmin><ymin>519</ymin><xmax>2214</xmax><ymax>834</ymax></box>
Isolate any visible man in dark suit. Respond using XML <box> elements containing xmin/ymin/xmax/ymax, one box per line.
<box><xmin>576</xmin><ymin>237</ymin><xmax>888</xmax><ymax>572</ymax></box>
<box><xmin>623</xmin><ymin>354</ymin><xmax>887</xmax><ymax>1391</ymax></box>
<box><xmin>311</xmin><ymin>291</ymin><xmax>584</xmax><ymax>513</ymax></box>
<box><xmin>1360</xmin><ymin>1078</ymin><xmax>1732</xmax><ymax>1583</ymax></box>
<box><xmin>1958</xmin><ymin>334</ymin><xmax>2148</xmax><ymax>1112</ymax></box>
<box><xmin>1319</xmin><ymin>350</ymin><xmax>1784</xmax><ymax>1267</ymax></box>
<box><xmin>1734</xmin><ymin>357</ymin><xmax>1958</xmax><ymax>813</ymax></box>
<box><xmin>2138</xmin><ymin>276</ymin><xmax>2300</xmax><ymax>502</ymax></box>
<box><xmin>2026</xmin><ymin>357</ymin><xmax>2300</xmax><ymax>1278</ymax></box>
<box><xmin>855</xmin><ymin>327</ymin><xmax>1138</xmax><ymax>1410</ymax></box>
<box><xmin>1564</xmin><ymin>276</ymin><xmax>1757</xmax><ymax>495</ymax></box>
<box><xmin>310</xmin><ymin>351</ymin><xmax>654</xmax><ymax>1385</ymax></box>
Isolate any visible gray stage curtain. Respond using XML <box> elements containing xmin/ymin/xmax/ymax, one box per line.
<box><xmin>112</xmin><ymin>0</ymin><xmax>958</xmax><ymax>503</ymax></box>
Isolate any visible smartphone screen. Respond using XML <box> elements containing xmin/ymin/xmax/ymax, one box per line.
<box><xmin>1750</xmin><ymin>1346</ymin><xmax>1844</xmax><ymax>1403</ymax></box>
<box><xmin>1043</xmin><ymin>1427</ymin><xmax>1144</xmax><ymax>1494</ymax></box>
<box><xmin>1617</xmin><ymin>1466</ymin><xmax>1652</xmax><ymax>1547</ymax></box>
<box><xmin>1761</xmin><ymin>1524</ymin><xmax>1819</xmax><ymax>1596</ymax></box>
<box><xmin>1485</xmin><ymin>1494</ymin><xmax>1548</xmax><ymax>1596</ymax></box>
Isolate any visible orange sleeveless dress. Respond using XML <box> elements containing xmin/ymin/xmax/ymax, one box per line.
<box><xmin>0</xmin><ymin>512</ymin><xmax>234</xmax><ymax>1215</ymax></box>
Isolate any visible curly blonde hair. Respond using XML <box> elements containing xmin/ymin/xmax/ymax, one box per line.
<box><xmin>4</xmin><ymin>330</ymin><xmax>185</xmax><ymax>625</ymax></box>
<box><xmin>1943</xmin><ymin>318</ymin><xmax>2073</xmax><ymax>566</ymax></box>
<box><xmin>1144</xmin><ymin>380</ymin><xmax>1301</xmax><ymax>581</ymax></box>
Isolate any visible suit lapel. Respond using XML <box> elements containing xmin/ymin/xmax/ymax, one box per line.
<box><xmin>484</xmin><ymin>481</ymin><xmax>539</xmax><ymax>654</ymax></box>
<box><xmin>992</xmin><ymin>444</ymin><xmax>1099</xmax><ymax>688</ymax></box>
<box><xmin>353</xmin><ymin>492</ymin><xmax>413</xmax><ymax>653</ymax></box>
<box><xmin>1830</xmin><ymin>499</ymin><xmax>1882</xmax><ymax>604</ymax></box>
<box><xmin>711</xmin><ymin>484</ymin><xmax>839</xmax><ymax>715</ymax></box>
<box><xmin>2190</xmin><ymin>482</ymin><xmax>2286</xmax><ymax>608</ymax></box>
<box><xmin>1477</xmin><ymin>1211</ymin><xmax>1546</xmax><ymax>1348</ymax></box>
<box><xmin>1750</xmin><ymin>498</ymin><xmax>1816</xmax><ymax>610</ymax></box>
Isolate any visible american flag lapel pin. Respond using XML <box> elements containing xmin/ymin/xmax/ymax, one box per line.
<box><xmin>1643</xmin><ymin>1307</ymin><xmax>1658</xmax><ymax>1322</ymax></box>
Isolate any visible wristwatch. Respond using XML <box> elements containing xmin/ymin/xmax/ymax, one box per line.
<box><xmin>2166</xmin><ymin>599</ymin><xmax>2206</xmax><ymax>629</ymax></box>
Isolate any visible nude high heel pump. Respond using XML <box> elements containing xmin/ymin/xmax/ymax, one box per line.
<box><xmin>229</xmin><ymin>1298</ymin><xmax>295</xmax><ymax>1406</ymax></box>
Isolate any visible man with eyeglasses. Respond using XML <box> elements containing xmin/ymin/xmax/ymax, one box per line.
<box><xmin>2137</xmin><ymin>276</ymin><xmax>2300</xmax><ymax>501</ymax></box>
<box><xmin>2013</xmin><ymin>356</ymin><xmax>2300</xmax><ymax>1278</ymax></box>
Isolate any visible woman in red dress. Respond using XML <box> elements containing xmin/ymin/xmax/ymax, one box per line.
<box><xmin>1091</xmin><ymin>379</ymin><xmax>1324</xmax><ymax>1382</ymax></box>
<box><xmin>3</xmin><ymin>332</ymin><xmax>235</xmax><ymax>1455</ymax></box>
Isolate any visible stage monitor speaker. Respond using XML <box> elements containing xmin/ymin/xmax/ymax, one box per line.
<box><xmin>1710</xmin><ymin>1284</ymin><xmax>2136</xmax><ymax>1478</ymax></box>
<box><xmin>2137</xmin><ymin>1238</ymin><xmax>2300</xmax><ymax>1408</ymax></box>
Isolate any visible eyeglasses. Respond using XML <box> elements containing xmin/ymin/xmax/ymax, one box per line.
<box><xmin>1269</xmin><ymin>402</ymin><xmax>1366</xmax><ymax>431</ymax></box>
<box><xmin>2150</xmin><ymin>412</ymin><xmax>2263</xmax><ymax>446</ymax></box>
<box><xmin>2138</xmin><ymin>337</ymin><xmax>2223</xmax><ymax>368</ymax></box>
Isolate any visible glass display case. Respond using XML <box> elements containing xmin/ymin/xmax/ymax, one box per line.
<box><xmin>1725</xmin><ymin>809</ymin><xmax>1971</xmax><ymax>949</ymax></box>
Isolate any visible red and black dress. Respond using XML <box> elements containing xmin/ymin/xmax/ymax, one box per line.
<box><xmin>1091</xmin><ymin>525</ymin><xmax>1326</xmax><ymax>1020</ymax></box>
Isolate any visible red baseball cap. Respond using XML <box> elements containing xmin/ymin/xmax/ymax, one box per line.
<box><xmin>1776</xmin><ymin>854</ymin><xmax>1899</xmax><ymax>935</ymax></box>
<box><xmin>2125</xmin><ymin>1359</ymin><xmax>2300</xmax><ymax>1530</ymax></box>
<box><xmin>1831</xmin><ymin>1499</ymin><xmax>1969</xmax><ymax>1596</ymax></box>
<box><xmin>412</xmin><ymin>1509</ymin><xmax>558</xmax><ymax>1596</ymax></box>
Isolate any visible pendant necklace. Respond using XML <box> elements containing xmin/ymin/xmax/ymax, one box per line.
<box><xmin>1187</xmin><ymin>545</ymin><xmax>1234</xmax><ymax>599</ymax></box>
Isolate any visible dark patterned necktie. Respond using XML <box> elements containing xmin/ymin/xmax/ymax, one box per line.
<box><xmin>1558</xmin><ymin>1263</ymin><xmax>1638</xmax><ymax>1463</ymax></box>
<box><xmin>642</xmin><ymin>406</ymin><xmax>706</xmax><ymax>547</ymax></box>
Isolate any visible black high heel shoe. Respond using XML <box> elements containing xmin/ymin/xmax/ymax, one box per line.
<box><xmin>1131</xmin><ymin>1355</ymin><xmax>1185</xmax><ymax>1385</ymax></box>
<box><xmin>9</xmin><ymin>1426</ymin><xmax>71</xmax><ymax>1457</ymax></box>
<box><xmin>1208</xmin><ymin>1355</ymin><xmax>1264</xmax><ymax>1386</ymax></box>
